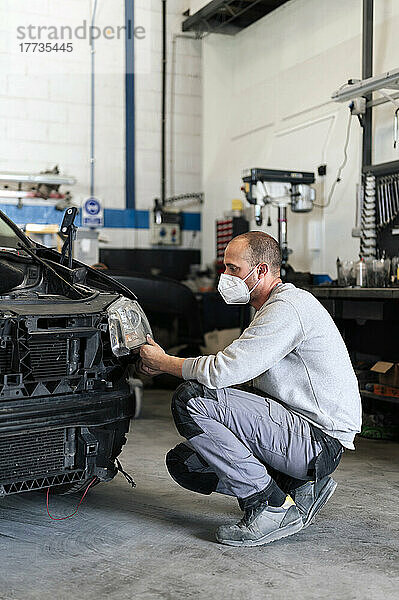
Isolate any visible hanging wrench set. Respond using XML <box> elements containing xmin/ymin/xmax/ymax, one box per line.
<box><xmin>376</xmin><ymin>174</ymin><xmax>399</xmax><ymax>230</ymax></box>
<box><xmin>362</xmin><ymin>164</ymin><xmax>399</xmax><ymax>259</ymax></box>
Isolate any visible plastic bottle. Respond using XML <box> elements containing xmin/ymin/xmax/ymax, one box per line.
<box><xmin>355</xmin><ymin>257</ymin><xmax>367</xmax><ymax>287</ymax></box>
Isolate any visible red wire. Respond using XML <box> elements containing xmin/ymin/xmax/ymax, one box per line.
<box><xmin>46</xmin><ymin>477</ymin><xmax>97</xmax><ymax>521</ymax></box>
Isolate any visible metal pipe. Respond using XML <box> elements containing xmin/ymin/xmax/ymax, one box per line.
<box><xmin>367</xmin><ymin>90</ymin><xmax>399</xmax><ymax>109</ymax></box>
<box><xmin>332</xmin><ymin>68</ymin><xmax>399</xmax><ymax>103</ymax></box>
<box><xmin>90</xmin><ymin>0</ymin><xmax>98</xmax><ymax>198</ymax></box>
<box><xmin>362</xmin><ymin>0</ymin><xmax>373</xmax><ymax>169</ymax></box>
<box><xmin>161</xmin><ymin>0</ymin><xmax>167</xmax><ymax>205</ymax></box>
<box><xmin>125</xmin><ymin>0</ymin><xmax>135</xmax><ymax>209</ymax></box>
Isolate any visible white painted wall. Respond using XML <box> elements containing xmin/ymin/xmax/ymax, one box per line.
<box><xmin>0</xmin><ymin>0</ymin><xmax>202</xmax><ymax>250</ymax></box>
<box><xmin>201</xmin><ymin>0</ymin><xmax>399</xmax><ymax>276</ymax></box>
<box><xmin>187</xmin><ymin>1</ymin><xmax>210</xmax><ymax>15</ymax></box>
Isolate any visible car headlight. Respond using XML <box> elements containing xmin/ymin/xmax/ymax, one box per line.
<box><xmin>107</xmin><ymin>297</ymin><xmax>152</xmax><ymax>357</ymax></box>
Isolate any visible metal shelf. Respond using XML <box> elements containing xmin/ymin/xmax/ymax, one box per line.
<box><xmin>182</xmin><ymin>0</ymin><xmax>289</xmax><ymax>36</ymax></box>
<box><xmin>309</xmin><ymin>286</ymin><xmax>399</xmax><ymax>299</ymax></box>
<box><xmin>0</xmin><ymin>171</ymin><xmax>76</xmax><ymax>186</ymax></box>
<box><xmin>360</xmin><ymin>389</ymin><xmax>399</xmax><ymax>405</ymax></box>
<box><xmin>362</xmin><ymin>160</ymin><xmax>399</xmax><ymax>176</ymax></box>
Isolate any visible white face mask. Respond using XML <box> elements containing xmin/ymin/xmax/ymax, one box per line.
<box><xmin>218</xmin><ymin>264</ymin><xmax>262</xmax><ymax>304</ymax></box>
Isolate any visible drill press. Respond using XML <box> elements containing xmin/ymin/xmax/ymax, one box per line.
<box><xmin>241</xmin><ymin>168</ymin><xmax>316</xmax><ymax>280</ymax></box>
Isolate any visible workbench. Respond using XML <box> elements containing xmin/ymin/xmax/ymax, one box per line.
<box><xmin>308</xmin><ymin>286</ymin><xmax>399</xmax><ymax>407</ymax></box>
<box><xmin>309</xmin><ymin>286</ymin><xmax>399</xmax><ymax>321</ymax></box>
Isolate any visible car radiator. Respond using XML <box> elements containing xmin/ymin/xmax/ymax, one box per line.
<box><xmin>0</xmin><ymin>427</ymin><xmax>86</xmax><ymax>496</ymax></box>
<box><xmin>28</xmin><ymin>337</ymin><xmax>69</xmax><ymax>380</ymax></box>
<box><xmin>0</xmin><ymin>428</ymin><xmax>66</xmax><ymax>481</ymax></box>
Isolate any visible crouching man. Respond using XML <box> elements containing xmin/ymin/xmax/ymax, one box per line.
<box><xmin>139</xmin><ymin>232</ymin><xmax>361</xmax><ymax>547</ymax></box>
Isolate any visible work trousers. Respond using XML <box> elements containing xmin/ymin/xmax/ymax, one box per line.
<box><xmin>166</xmin><ymin>381</ymin><xmax>343</xmax><ymax>501</ymax></box>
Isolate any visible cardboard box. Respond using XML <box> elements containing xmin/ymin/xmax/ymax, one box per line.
<box><xmin>371</xmin><ymin>361</ymin><xmax>399</xmax><ymax>388</ymax></box>
<box><xmin>201</xmin><ymin>328</ymin><xmax>241</xmax><ymax>355</ymax></box>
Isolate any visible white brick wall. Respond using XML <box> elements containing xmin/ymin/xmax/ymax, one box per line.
<box><xmin>0</xmin><ymin>0</ymin><xmax>202</xmax><ymax>250</ymax></box>
<box><xmin>100</xmin><ymin>227</ymin><xmax>201</xmax><ymax>250</ymax></box>
<box><xmin>135</xmin><ymin>1</ymin><xmax>202</xmax><ymax>211</ymax></box>
<box><xmin>0</xmin><ymin>0</ymin><xmax>125</xmax><ymax>210</ymax></box>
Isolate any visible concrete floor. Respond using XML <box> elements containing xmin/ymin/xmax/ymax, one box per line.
<box><xmin>0</xmin><ymin>389</ymin><xmax>398</xmax><ymax>600</ymax></box>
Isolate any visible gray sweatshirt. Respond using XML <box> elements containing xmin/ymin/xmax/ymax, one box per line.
<box><xmin>182</xmin><ymin>283</ymin><xmax>362</xmax><ymax>449</ymax></box>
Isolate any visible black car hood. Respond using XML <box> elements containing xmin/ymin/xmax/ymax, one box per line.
<box><xmin>35</xmin><ymin>246</ymin><xmax>139</xmax><ymax>302</ymax></box>
<box><xmin>0</xmin><ymin>292</ymin><xmax>120</xmax><ymax>316</ymax></box>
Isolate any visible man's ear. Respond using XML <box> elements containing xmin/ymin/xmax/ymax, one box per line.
<box><xmin>258</xmin><ymin>263</ymin><xmax>268</xmax><ymax>278</ymax></box>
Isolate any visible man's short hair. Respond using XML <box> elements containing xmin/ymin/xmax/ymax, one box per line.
<box><xmin>234</xmin><ymin>231</ymin><xmax>282</xmax><ymax>275</ymax></box>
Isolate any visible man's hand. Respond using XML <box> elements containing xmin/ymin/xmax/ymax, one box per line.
<box><xmin>139</xmin><ymin>335</ymin><xmax>185</xmax><ymax>378</ymax></box>
<box><xmin>136</xmin><ymin>358</ymin><xmax>163</xmax><ymax>377</ymax></box>
<box><xmin>140</xmin><ymin>335</ymin><xmax>167</xmax><ymax>371</ymax></box>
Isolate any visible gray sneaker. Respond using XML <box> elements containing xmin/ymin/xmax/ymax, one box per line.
<box><xmin>215</xmin><ymin>496</ymin><xmax>303</xmax><ymax>547</ymax></box>
<box><xmin>291</xmin><ymin>476</ymin><xmax>337</xmax><ymax>529</ymax></box>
